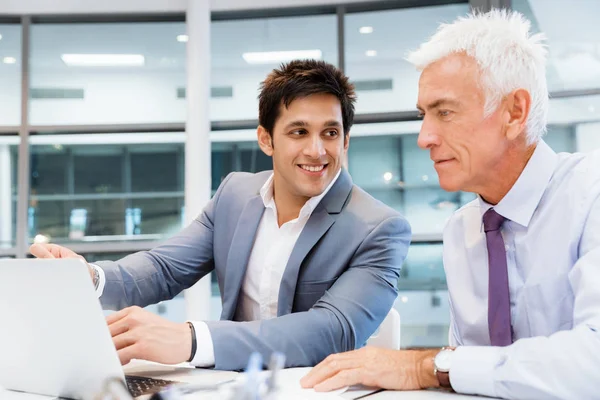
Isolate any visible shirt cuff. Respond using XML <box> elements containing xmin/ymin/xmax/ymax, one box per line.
<box><xmin>90</xmin><ymin>264</ymin><xmax>106</xmax><ymax>298</ymax></box>
<box><xmin>450</xmin><ymin>346</ymin><xmax>505</xmax><ymax>398</ymax></box>
<box><xmin>187</xmin><ymin>321</ymin><xmax>215</xmax><ymax>367</ymax></box>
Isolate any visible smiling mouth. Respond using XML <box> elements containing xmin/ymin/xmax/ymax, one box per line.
<box><xmin>298</xmin><ymin>164</ymin><xmax>328</xmax><ymax>172</ymax></box>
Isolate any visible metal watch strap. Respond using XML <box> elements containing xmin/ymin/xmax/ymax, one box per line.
<box><xmin>92</xmin><ymin>265</ymin><xmax>100</xmax><ymax>290</ymax></box>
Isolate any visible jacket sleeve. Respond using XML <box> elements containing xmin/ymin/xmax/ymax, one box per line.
<box><xmin>96</xmin><ymin>173</ymin><xmax>234</xmax><ymax>310</ymax></box>
<box><xmin>204</xmin><ymin>215</ymin><xmax>411</xmax><ymax>370</ymax></box>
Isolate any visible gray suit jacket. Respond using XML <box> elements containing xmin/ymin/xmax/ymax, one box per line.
<box><xmin>97</xmin><ymin>169</ymin><xmax>411</xmax><ymax>370</ymax></box>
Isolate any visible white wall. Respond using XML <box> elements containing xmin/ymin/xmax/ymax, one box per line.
<box><xmin>576</xmin><ymin>122</ymin><xmax>600</xmax><ymax>153</ymax></box>
<box><xmin>28</xmin><ymin>71</ymin><xmax>187</xmax><ymax>125</ymax></box>
<box><xmin>23</xmin><ymin>60</ymin><xmax>415</xmax><ymax>124</ymax></box>
<box><xmin>20</xmin><ymin>59</ymin><xmax>600</xmax><ymax>126</ymax></box>
<box><xmin>0</xmin><ymin>67</ymin><xmax>21</xmax><ymax>126</ymax></box>
<box><xmin>19</xmin><ymin>59</ymin><xmax>429</xmax><ymax>125</ymax></box>
<box><xmin>0</xmin><ymin>89</ymin><xmax>20</xmax><ymax>126</ymax></box>
<box><xmin>0</xmin><ymin>0</ymin><xmax>382</xmax><ymax>15</ymax></box>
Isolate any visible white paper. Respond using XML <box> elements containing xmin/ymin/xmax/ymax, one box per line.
<box><xmin>233</xmin><ymin>367</ymin><xmax>348</xmax><ymax>399</ymax></box>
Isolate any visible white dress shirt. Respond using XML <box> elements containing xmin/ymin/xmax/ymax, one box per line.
<box><xmin>232</xmin><ymin>171</ymin><xmax>339</xmax><ymax>322</ymax></box>
<box><xmin>96</xmin><ymin>169</ymin><xmax>341</xmax><ymax>367</ymax></box>
<box><xmin>444</xmin><ymin>140</ymin><xmax>600</xmax><ymax>399</ymax></box>
<box><xmin>190</xmin><ymin>169</ymin><xmax>340</xmax><ymax>366</ymax></box>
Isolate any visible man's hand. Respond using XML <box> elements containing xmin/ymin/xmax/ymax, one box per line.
<box><xmin>107</xmin><ymin>306</ymin><xmax>192</xmax><ymax>366</ymax></box>
<box><xmin>300</xmin><ymin>346</ymin><xmax>440</xmax><ymax>392</ymax></box>
<box><xmin>29</xmin><ymin>243</ymin><xmax>94</xmax><ymax>281</ymax></box>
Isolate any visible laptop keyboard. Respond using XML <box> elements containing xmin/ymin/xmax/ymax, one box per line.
<box><xmin>126</xmin><ymin>375</ymin><xmax>176</xmax><ymax>398</ymax></box>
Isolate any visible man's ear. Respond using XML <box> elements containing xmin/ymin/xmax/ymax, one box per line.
<box><xmin>257</xmin><ymin>125</ymin><xmax>274</xmax><ymax>156</ymax></box>
<box><xmin>505</xmin><ymin>88</ymin><xmax>531</xmax><ymax>141</ymax></box>
<box><xmin>343</xmin><ymin>131</ymin><xmax>350</xmax><ymax>151</ymax></box>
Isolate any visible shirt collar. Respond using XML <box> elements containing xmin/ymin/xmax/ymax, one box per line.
<box><xmin>477</xmin><ymin>140</ymin><xmax>558</xmax><ymax>228</ymax></box>
<box><xmin>260</xmin><ymin>168</ymin><xmax>342</xmax><ymax>219</ymax></box>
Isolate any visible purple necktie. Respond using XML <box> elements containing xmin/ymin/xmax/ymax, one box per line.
<box><xmin>483</xmin><ymin>208</ymin><xmax>512</xmax><ymax>346</ymax></box>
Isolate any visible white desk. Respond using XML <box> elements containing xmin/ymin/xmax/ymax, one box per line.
<box><xmin>0</xmin><ymin>362</ymin><xmax>492</xmax><ymax>400</ymax></box>
<box><xmin>363</xmin><ymin>390</ymin><xmax>486</xmax><ymax>399</ymax></box>
<box><xmin>0</xmin><ymin>388</ymin><xmax>489</xmax><ymax>400</ymax></box>
<box><xmin>0</xmin><ymin>391</ymin><xmax>51</xmax><ymax>400</ymax></box>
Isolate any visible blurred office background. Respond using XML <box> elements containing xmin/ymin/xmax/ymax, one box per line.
<box><xmin>1</xmin><ymin>0</ymin><xmax>600</xmax><ymax>348</ymax></box>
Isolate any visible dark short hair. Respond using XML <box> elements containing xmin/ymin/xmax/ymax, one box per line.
<box><xmin>258</xmin><ymin>59</ymin><xmax>356</xmax><ymax>137</ymax></box>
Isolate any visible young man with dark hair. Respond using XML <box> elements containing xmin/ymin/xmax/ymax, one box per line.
<box><xmin>31</xmin><ymin>60</ymin><xmax>411</xmax><ymax>370</ymax></box>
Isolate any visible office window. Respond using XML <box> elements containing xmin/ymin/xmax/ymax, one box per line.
<box><xmin>0</xmin><ymin>137</ymin><xmax>18</xmax><ymax>248</ymax></box>
<box><xmin>82</xmin><ymin>252</ymin><xmax>131</xmax><ymax>263</ymax></box>
<box><xmin>344</xmin><ymin>3</ymin><xmax>469</xmax><ymax>114</ymax></box>
<box><xmin>397</xmin><ymin>242</ymin><xmax>449</xmax><ymax>348</ymax></box>
<box><xmin>348</xmin><ymin>123</ymin><xmax>475</xmax><ymax>235</ymax></box>
<box><xmin>30</xmin><ymin>22</ymin><xmax>186</xmax><ymax>125</ymax></box>
<box><xmin>73</xmin><ymin>147</ymin><xmax>123</xmax><ymax>194</ymax></box>
<box><xmin>547</xmin><ymin>95</ymin><xmax>600</xmax><ymax>153</ymax></box>
<box><xmin>209</xmin><ymin>139</ymin><xmax>272</xmax><ymax>304</ymax></box>
<box><xmin>544</xmin><ymin>125</ymin><xmax>576</xmax><ymax>153</ymax></box>
<box><xmin>514</xmin><ymin>0</ymin><xmax>600</xmax><ymax>92</ymax></box>
<box><xmin>0</xmin><ymin>23</ymin><xmax>21</xmax><ymax>126</ymax></box>
<box><xmin>348</xmin><ymin>119</ymin><xmax>580</xmax><ymax>236</ymax></box>
<box><xmin>29</xmin><ymin>133</ymin><xmax>185</xmax><ymax>243</ymax></box>
<box><xmin>211</xmin><ymin>14</ymin><xmax>338</xmax><ymax>121</ymax></box>
<box><xmin>84</xmin><ymin>252</ymin><xmax>187</xmax><ymax>321</ymax></box>
<box><xmin>131</xmin><ymin>146</ymin><xmax>182</xmax><ymax>193</ymax></box>
<box><xmin>130</xmin><ymin>198</ymin><xmax>184</xmax><ymax>238</ymax></box>
<box><xmin>211</xmin><ymin>141</ymin><xmax>272</xmax><ymax>193</ymax></box>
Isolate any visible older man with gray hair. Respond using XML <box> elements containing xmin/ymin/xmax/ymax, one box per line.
<box><xmin>302</xmin><ymin>9</ymin><xmax>600</xmax><ymax>399</ymax></box>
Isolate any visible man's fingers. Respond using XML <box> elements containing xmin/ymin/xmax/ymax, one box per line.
<box><xmin>113</xmin><ymin>330</ymin><xmax>138</xmax><ymax>351</ymax></box>
<box><xmin>314</xmin><ymin>369</ymin><xmax>363</xmax><ymax>392</ymax></box>
<box><xmin>106</xmin><ymin>308</ymin><xmax>132</xmax><ymax>326</ymax></box>
<box><xmin>29</xmin><ymin>244</ymin><xmax>55</xmax><ymax>259</ymax></box>
<box><xmin>108</xmin><ymin>318</ymin><xmax>131</xmax><ymax>338</ymax></box>
<box><xmin>301</xmin><ymin>353</ymin><xmax>362</xmax><ymax>388</ymax></box>
<box><xmin>117</xmin><ymin>343</ymin><xmax>140</xmax><ymax>366</ymax></box>
<box><xmin>29</xmin><ymin>243</ymin><xmax>83</xmax><ymax>260</ymax></box>
<box><xmin>301</xmin><ymin>357</ymin><xmax>337</xmax><ymax>387</ymax></box>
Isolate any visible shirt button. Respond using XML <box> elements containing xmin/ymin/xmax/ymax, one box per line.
<box><xmin>505</xmin><ymin>245</ymin><xmax>510</xmax><ymax>251</ymax></box>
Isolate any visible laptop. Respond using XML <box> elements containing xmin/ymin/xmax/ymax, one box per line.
<box><xmin>0</xmin><ymin>258</ymin><xmax>178</xmax><ymax>399</ymax></box>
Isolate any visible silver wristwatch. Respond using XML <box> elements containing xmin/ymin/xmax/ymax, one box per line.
<box><xmin>91</xmin><ymin>265</ymin><xmax>100</xmax><ymax>289</ymax></box>
<box><xmin>433</xmin><ymin>346</ymin><xmax>455</xmax><ymax>389</ymax></box>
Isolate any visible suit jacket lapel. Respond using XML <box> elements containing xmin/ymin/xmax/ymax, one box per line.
<box><xmin>221</xmin><ymin>195</ymin><xmax>265</xmax><ymax>320</ymax></box>
<box><xmin>277</xmin><ymin>169</ymin><xmax>353</xmax><ymax>316</ymax></box>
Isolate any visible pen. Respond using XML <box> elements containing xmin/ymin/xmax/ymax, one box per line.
<box><xmin>241</xmin><ymin>352</ymin><xmax>263</xmax><ymax>400</ymax></box>
<box><xmin>266</xmin><ymin>352</ymin><xmax>285</xmax><ymax>393</ymax></box>
<box><xmin>264</xmin><ymin>352</ymin><xmax>285</xmax><ymax>399</ymax></box>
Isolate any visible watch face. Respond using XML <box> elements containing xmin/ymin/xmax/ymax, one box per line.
<box><xmin>434</xmin><ymin>349</ymin><xmax>454</xmax><ymax>372</ymax></box>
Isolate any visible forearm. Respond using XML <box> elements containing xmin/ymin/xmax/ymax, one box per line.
<box><xmin>204</xmin><ymin>264</ymin><xmax>401</xmax><ymax>370</ymax></box>
<box><xmin>207</xmin><ymin>307</ymin><xmax>359</xmax><ymax>370</ymax></box>
<box><xmin>450</xmin><ymin>323</ymin><xmax>600</xmax><ymax>399</ymax></box>
<box><xmin>96</xmin><ymin>253</ymin><xmax>175</xmax><ymax>310</ymax></box>
<box><xmin>96</xmin><ymin>218</ymin><xmax>216</xmax><ymax>310</ymax></box>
